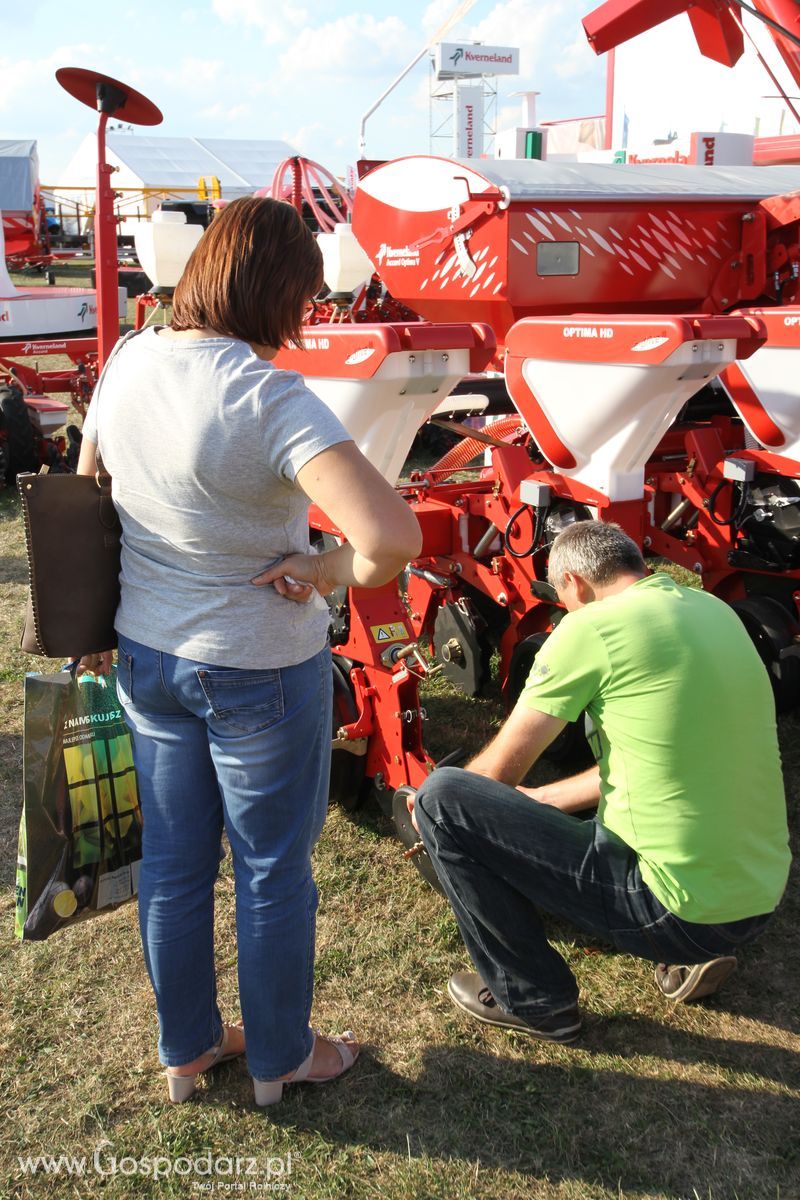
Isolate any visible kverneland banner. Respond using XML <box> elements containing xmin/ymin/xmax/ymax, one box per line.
<box><xmin>455</xmin><ymin>85</ymin><xmax>484</xmax><ymax>158</ymax></box>
<box><xmin>436</xmin><ymin>42</ymin><xmax>519</xmax><ymax>79</ymax></box>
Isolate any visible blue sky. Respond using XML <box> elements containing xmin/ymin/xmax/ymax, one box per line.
<box><xmin>0</xmin><ymin>0</ymin><xmax>607</xmax><ymax>183</ymax></box>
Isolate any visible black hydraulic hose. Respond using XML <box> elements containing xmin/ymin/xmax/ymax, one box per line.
<box><xmin>505</xmin><ymin>504</ymin><xmax>547</xmax><ymax>558</ymax></box>
<box><xmin>708</xmin><ymin>478</ymin><xmax>752</xmax><ymax>528</ymax></box>
<box><xmin>707</xmin><ymin>478</ymin><xmax>734</xmax><ymax>526</ymax></box>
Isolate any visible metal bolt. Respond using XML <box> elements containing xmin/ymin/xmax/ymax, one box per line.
<box><xmin>498</xmin><ymin>591</ymin><xmax>508</xmax><ymax>605</ymax></box>
<box><xmin>693</xmin><ymin>562</ymin><xmax>703</xmax><ymax>574</ymax></box>
<box><xmin>441</xmin><ymin>353</ymin><xmax>449</xmax><ymax>362</ymax></box>
<box><xmin>643</xmin><ymin>536</ymin><xmax>652</xmax><ymax>547</ymax></box>
<box><xmin>441</xmin><ymin>637</ymin><xmax>464</xmax><ymax>665</ymax></box>
<box><xmin>409</xmin><ymin>354</ymin><xmax>416</xmax><ymax>364</ymax></box>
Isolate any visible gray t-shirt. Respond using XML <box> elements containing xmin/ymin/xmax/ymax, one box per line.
<box><xmin>82</xmin><ymin>327</ymin><xmax>351</xmax><ymax>668</ymax></box>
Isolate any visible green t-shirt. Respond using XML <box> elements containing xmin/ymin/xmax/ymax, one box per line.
<box><xmin>521</xmin><ymin>574</ymin><xmax>791</xmax><ymax>922</ymax></box>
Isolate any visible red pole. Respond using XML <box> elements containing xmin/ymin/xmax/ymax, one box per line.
<box><xmin>604</xmin><ymin>47</ymin><xmax>616</xmax><ymax>150</ymax></box>
<box><xmin>95</xmin><ymin>109</ymin><xmax>119</xmax><ymax>369</ymax></box>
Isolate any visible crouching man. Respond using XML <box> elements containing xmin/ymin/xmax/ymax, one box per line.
<box><xmin>411</xmin><ymin>521</ymin><xmax>791</xmax><ymax>1043</ymax></box>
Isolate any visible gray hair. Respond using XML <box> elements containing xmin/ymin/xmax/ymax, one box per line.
<box><xmin>547</xmin><ymin>520</ymin><xmax>645</xmax><ymax>591</ymax></box>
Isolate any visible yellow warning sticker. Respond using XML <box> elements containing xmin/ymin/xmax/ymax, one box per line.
<box><xmin>370</xmin><ymin>622</ymin><xmax>409</xmax><ymax>643</ymax></box>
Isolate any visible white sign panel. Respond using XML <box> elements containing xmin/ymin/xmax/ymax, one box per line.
<box><xmin>436</xmin><ymin>43</ymin><xmax>519</xmax><ymax>79</ymax></box>
<box><xmin>456</xmin><ymin>86</ymin><xmax>484</xmax><ymax>159</ymax></box>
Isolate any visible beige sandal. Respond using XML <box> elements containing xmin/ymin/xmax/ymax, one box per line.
<box><xmin>253</xmin><ymin>1030</ymin><xmax>359</xmax><ymax>1107</ymax></box>
<box><xmin>166</xmin><ymin>1021</ymin><xmax>245</xmax><ymax>1103</ymax></box>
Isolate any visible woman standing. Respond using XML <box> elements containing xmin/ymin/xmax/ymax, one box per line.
<box><xmin>77</xmin><ymin>197</ymin><xmax>421</xmax><ymax>1105</ymax></box>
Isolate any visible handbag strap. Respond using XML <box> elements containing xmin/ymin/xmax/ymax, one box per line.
<box><xmin>91</xmin><ymin>327</ymin><xmax>146</xmax><ymax>489</ymax></box>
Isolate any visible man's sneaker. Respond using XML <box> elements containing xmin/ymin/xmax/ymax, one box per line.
<box><xmin>447</xmin><ymin>971</ymin><xmax>581</xmax><ymax>1043</ymax></box>
<box><xmin>654</xmin><ymin>956</ymin><xmax>737</xmax><ymax>1003</ymax></box>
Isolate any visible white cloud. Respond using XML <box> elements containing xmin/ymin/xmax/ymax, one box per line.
<box><xmin>553</xmin><ymin>33</ymin><xmax>598</xmax><ymax>81</ymax></box>
<box><xmin>281</xmin><ymin>121</ymin><xmax>324</xmax><ymax>154</ymax></box>
<box><xmin>0</xmin><ymin>45</ymin><xmax>101</xmax><ymax>114</ymax></box>
<box><xmin>211</xmin><ymin>0</ymin><xmax>310</xmax><ymax>45</ymax></box>
<box><xmin>422</xmin><ymin>0</ymin><xmax>467</xmax><ymax>38</ymax></box>
<box><xmin>159</xmin><ymin>58</ymin><xmax>225</xmax><ymax>90</ymax></box>
<box><xmin>278</xmin><ymin>14</ymin><xmax>415</xmax><ymax>82</ymax></box>
<box><xmin>198</xmin><ymin>102</ymin><xmax>250</xmax><ymax>123</ymax></box>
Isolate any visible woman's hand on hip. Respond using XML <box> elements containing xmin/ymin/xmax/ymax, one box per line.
<box><xmin>251</xmin><ymin>553</ymin><xmax>332</xmax><ymax>603</ymax></box>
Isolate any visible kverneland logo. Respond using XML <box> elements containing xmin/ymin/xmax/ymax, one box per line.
<box><xmin>19</xmin><ymin>340</ymin><xmax>69</xmax><ymax>353</ymax></box>
<box><xmin>451</xmin><ymin>48</ymin><xmax>513</xmax><ymax>64</ymax></box>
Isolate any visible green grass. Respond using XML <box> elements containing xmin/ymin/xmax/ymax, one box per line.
<box><xmin>0</xmin><ymin>279</ymin><xmax>798</xmax><ymax>1200</ymax></box>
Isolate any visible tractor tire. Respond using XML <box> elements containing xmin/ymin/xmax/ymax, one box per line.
<box><xmin>0</xmin><ymin>385</ymin><xmax>38</xmax><ymax>483</ymax></box>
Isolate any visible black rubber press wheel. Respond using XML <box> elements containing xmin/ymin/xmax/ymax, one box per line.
<box><xmin>329</xmin><ymin>657</ymin><xmax>367</xmax><ymax>812</ymax></box>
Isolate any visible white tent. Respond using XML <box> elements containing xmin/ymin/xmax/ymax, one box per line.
<box><xmin>0</xmin><ymin>140</ymin><xmax>38</xmax><ymax>210</ymax></box>
<box><xmin>1</xmin><ymin>140</ymin><xmax>39</xmax><ymax>256</ymax></box>
<box><xmin>51</xmin><ymin>133</ymin><xmax>297</xmax><ymax>236</ymax></box>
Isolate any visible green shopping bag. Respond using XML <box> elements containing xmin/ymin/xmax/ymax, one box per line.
<box><xmin>15</xmin><ymin>666</ymin><xmax>143</xmax><ymax>941</ymax></box>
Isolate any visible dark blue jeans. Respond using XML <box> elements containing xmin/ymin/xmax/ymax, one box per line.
<box><xmin>415</xmin><ymin>767</ymin><xmax>773</xmax><ymax>1018</ymax></box>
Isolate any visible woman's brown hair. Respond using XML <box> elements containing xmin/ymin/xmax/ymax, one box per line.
<box><xmin>171</xmin><ymin>196</ymin><xmax>323</xmax><ymax>348</ymax></box>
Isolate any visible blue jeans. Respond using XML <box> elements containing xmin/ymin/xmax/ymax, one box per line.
<box><xmin>415</xmin><ymin>767</ymin><xmax>773</xmax><ymax>1018</ymax></box>
<box><xmin>116</xmin><ymin>635</ymin><xmax>332</xmax><ymax>1079</ymax></box>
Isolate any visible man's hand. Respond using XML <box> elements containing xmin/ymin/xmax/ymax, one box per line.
<box><xmin>406</xmin><ymin>790</ymin><xmax>419</xmax><ymax>832</ymax></box>
<box><xmin>516</xmin><ymin>765</ymin><xmax>601</xmax><ymax>813</ymax></box>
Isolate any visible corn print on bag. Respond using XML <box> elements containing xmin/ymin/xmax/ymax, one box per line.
<box><xmin>15</xmin><ymin>665</ymin><xmax>142</xmax><ymax>940</ymax></box>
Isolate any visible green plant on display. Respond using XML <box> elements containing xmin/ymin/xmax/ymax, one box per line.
<box><xmin>0</xmin><ymin>266</ymin><xmax>798</xmax><ymax>1200</ymax></box>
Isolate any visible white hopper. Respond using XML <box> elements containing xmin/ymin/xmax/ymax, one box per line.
<box><xmin>133</xmin><ymin>209</ymin><xmax>204</xmax><ymax>291</ymax></box>
<box><xmin>720</xmin><ymin>307</ymin><xmax>800</xmax><ymax>460</ymax></box>
<box><xmin>273</xmin><ymin>322</ymin><xmax>494</xmax><ymax>485</ymax></box>
<box><xmin>505</xmin><ymin>314</ymin><xmax>764</xmax><ymax>501</ymax></box>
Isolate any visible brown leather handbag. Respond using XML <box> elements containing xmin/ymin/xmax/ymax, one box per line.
<box><xmin>18</xmin><ymin>460</ymin><xmax>121</xmax><ymax>657</ymax></box>
<box><xmin>17</xmin><ymin>330</ymin><xmax>140</xmax><ymax>658</ymax></box>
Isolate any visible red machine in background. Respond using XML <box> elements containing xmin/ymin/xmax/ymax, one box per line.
<box><xmin>271</xmin><ymin>2</ymin><xmax>800</xmax><ymax>871</ymax></box>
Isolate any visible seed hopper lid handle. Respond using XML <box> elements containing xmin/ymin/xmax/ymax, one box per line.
<box><xmin>55</xmin><ymin>67</ymin><xmax>163</xmax><ymax>126</ymax></box>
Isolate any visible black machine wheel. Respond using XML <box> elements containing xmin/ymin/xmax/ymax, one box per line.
<box><xmin>329</xmin><ymin>657</ymin><xmax>368</xmax><ymax>812</ymax></box>
<box><xmin>730</xmin><ymin>596</ymin><xmax>800</xmax><ymax>713</ymax></box>
<box><xmin>507</xmin><ymin>633</ymin><xmax>590</xmax><ymax>765</ymax></box>
<box><xmin>391</xmin><ymin>785</ymin><xmax>444</xmax><ymax>894</ymax></box>
<box><xmin>0</xmin><ymin>384</ymin><xmax>38</xmax><ymax>482</ymax></box>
